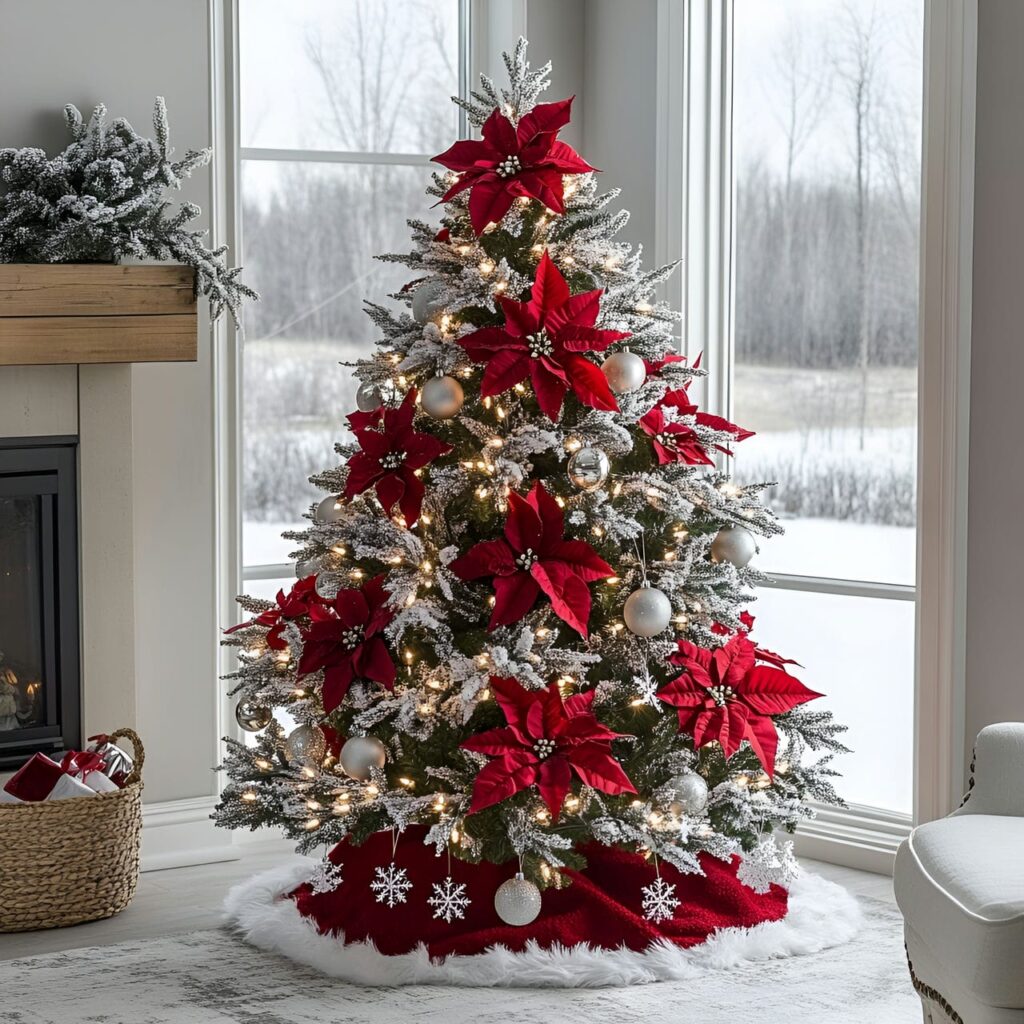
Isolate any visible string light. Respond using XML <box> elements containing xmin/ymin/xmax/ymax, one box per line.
<box><xmin>565</xmin><ymin>437</ymin><xmax>582</xmax><ymax>452</ymax></box>
<box><xmin>478</xmin><ymin>258</ymin><xmax>495</xmax><ymax>275</ymax></box>
<box><xmin>635</xmin><ymin>301</ymin><xmax>654</xmax><ymax>314</ymax></box>
<box><xmin>254</xmin><ymin>759</ymin><xmax>272</xmax><ymax>771</ymax></box>
<box><xmin>241</xmin><ymin>791</ymin><xmax>257</xmax><ymax>802</ymax></box>
<box><xmin>304</xmin><ymin>817</ymin><xmax>321</xmax><ymax>830</ymax></box>
<box><xmin>398</xmin><ymin>777</ymin><xmax>415</xmax><ymax>788</ymax></box>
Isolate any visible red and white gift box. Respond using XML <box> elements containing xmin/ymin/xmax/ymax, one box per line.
<box><xmin>0</xmin><ymin>752</ymin><xmax>99</xmax><ymax>803</ymax></box>
<box><xmin>59</xmin><ymin>750</ymin><xmax>119</xmax><ymax>793</ymax></box>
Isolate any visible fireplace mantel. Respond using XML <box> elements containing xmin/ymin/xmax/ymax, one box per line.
<box><xmin>0</xmin><ymin>264</ymin><xmax>197</xmax><ymax>366</ymax></box>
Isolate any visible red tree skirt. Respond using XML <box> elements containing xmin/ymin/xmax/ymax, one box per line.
<box><xmin>289</xmin><ymin>825</ymin><xmax>787</xmax><ymax>959</ymax></box>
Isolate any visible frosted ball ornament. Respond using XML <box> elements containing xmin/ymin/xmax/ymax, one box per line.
<box><xmin>710</xmin><ymin>524</ymin><xmax>757</xmax><ymax>569</ymax></box>
<box><xmin>600</xmin><ymin>349</ymin><xmax>646</xmax><ymax>395</ymax></box>
<box><xmin>355</xmin><ymin>381</ymin><xmax>383</xmax><ymax>412</ymax></box>
<box><xmin>494</xmin><ymin>872</ymin><xmax>542</xmax><ymax>926</ymax></box>
<box><xmin>285</xmin><ymin>724</ymin><xmax>327</xmax><ymax>768</ymax></box>
<box><xmin>339</xmin><ymin>735</ymin><xmax>387</xmax><ymax>782</ymax></box>
<box><xmin>421</xmin><ymin>375</ymin><xmax>464</xmax><ymax>419</ymax></box>
<box><xmin>315</xmin><ymin>495</ymin><xmax>345</xmax><ymax>524</ymax></box>
<box><xmin>566</xmin><ymin>446</ymin><xmax>610</xmax><ymax>491</ymax></box>
<box><xmin>234</xmin><ymin>698</ymin><xmax>272</xmax><ymax>733</ymax></box>
<box><xmin>668</xmin><ymin>771</ymin><xmax>709</xmax><ymax>816</ymax></box>
<box><xmin>623</xmin><ymin>586</ymin><xmax>673</xmax><ymax>637</ymax></box>
<box><xmin>411</xmin><ymin>279</ymin><xmax>446</xmax><ymax>324</ymax></box>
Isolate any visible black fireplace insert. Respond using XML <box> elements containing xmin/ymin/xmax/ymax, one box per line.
<box><xmin>0</xmin><ymin>437</ymin><xmax>80</xmax><ymax>769</ymax></box>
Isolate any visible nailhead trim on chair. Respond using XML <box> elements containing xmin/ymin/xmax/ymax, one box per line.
<box><xmin>906</xmin><ymin>945</ymin><xmax>965</xmax><ymax>1024</ymax></box>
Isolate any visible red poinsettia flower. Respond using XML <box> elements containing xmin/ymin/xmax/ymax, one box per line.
<box><xmin>296</xmin><ymin>575</ymin><xmax>397</xmax><ymax>713</ymax></box>
<box><xmin>458</xmin><ymin>251</ymin><xmax>628</xmax><ymax>421</ymax></box>
<box><xmin>640</xmin><ymin>387</ymin><xmax>754</xmax><ymax>465</ymax></box>
<box><xmin>432</xmin><ymin>97</ymin><xmax>595</xmax><ymax>235</ymax></box>
<box><xmin>450</xmin><ymin>481</ymin><xmax>613</xmax><ymax>636</ymax></box>
<box><xmin>344</xmin><ymin>389</ymin><xmax>452</xmax><ymax>527</ymax></box>
<box><xmin>225</xmin><ymin>574</ymin><xmax>323</xmax><ymax>651</ymax></box>
<box><xmin>462</xmin><ymin>676</ymin><xmax>636</xmax><ymax>818</ymax></box>
<box><xmin>657</xmin><ymin>633</ymin><xmax>821</xmax><ymax>778</ymax></box>
<box><xmin>709</xmin><ymin>612</ymin><xmax>801</xmax><ymax>670</ymax></box>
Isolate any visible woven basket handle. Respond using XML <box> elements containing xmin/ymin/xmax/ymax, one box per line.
<box><xmin>106</xmin><ymin>728</ymin><xmax>145</xmax><ymax>786</ymax></box>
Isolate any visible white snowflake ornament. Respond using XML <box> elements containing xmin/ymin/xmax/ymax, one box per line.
<box><xmin>641</xmin><ymin>875</ymin><xmax>680</xmax><ymax>923</ymax></box>
<box><xmin>308</xmin><ymin>859</ymin><xmax>344</xmax><ymax>894</ymax></box>
<box><xmin>428</xmin><ymin>875</ymin><xmax>471</xmax><ymax>923</ymax></box>
<box><xmin>736</xmin><ymin>836</ymin><xmax>801</xmax><ymax>894</ymax></box>
<box><xmin>370</xmin><ymin>862</ymin><xmax>414</xmax><ymax>907</ymax></box>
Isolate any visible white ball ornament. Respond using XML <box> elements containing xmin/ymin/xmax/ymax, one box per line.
<box><xmin>339</xmin><ymin>735</ymin><xmax>387</xmax><ymax>782</ymax></box>
<box><xmin>355</xmin><ymin>381</ymin><xmax>383</xmax><ymax>412</ymax></box>
<box><xmin>421</xmin><ymin>375</ymin><xmax>464</xmax><ymax>419</ymax></box>
<box><xmin>601</xmin><ymin>349</ymin><xmax>646</xmax><ymax>395</ymax></box>
<box><xmin>411</xmin><ymin>279</ymin><xmax>447</xmax><ymax>324</ymax></box>
<box><xmin>494</xmin><ymin>872</ymin><xmax>542</xmax><ymax>926</ymax></box>
<box><xmin>710</xmin><ymin>525</ymin><xmax>757</xmax><ymax>568</ymax></box>
<box><xmin>285</xmin><ymin>724</ymin><xmax>327</xmax><ymax>767</ymax></box>
<box><xmin>566</xmin><ymin>446</ymin><xmax>611</xmax><ymax>491</ymax></box>
<box><xmin>623</xmin><ymin>586</ymin><xmax>673</xmax><ymax>637</ymax></box>
<box><xmin>315</xmin><ymin>495</ymin><xmax>345</xmax><ymax>524</ymax></box>
<box><xmin>668</xmin><ymin>771</ymin><xmax>709</xmax><ymax>816</ymax></box>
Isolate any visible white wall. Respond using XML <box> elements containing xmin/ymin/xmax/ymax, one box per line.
<box><xmin>0</xmin><ymin>0</ymin><xmax>219</xmax><ymax>805</ymax></box>
<box><xmin>964</xmin><ymin>0</ymin><xmax>1024</xmax><ymax>744</ymax></box>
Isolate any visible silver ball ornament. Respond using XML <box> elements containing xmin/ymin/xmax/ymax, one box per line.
<box><xmin>315</xmin><ymin>495</ymin><xmax>345</xmax><ymax>524</ymax></box>
<box><xmin>494</xmin><ymin>872</ymin><xmax>542</xmax><ymax>926</ymax></box>
<box><xmin>235</xmin><ymin>699</ymin><xmax>272</xmax><ymax>733</ymax></box>
<box><xmin>355</xmin><ymin>381</ymin><xmax>382</xmax><ymax>411</ymax></box>
<box><xmin>339</xmin><ymin>735</ymin><xmax>387</xmax><ymax>782</ymax></box>
<box><xmin>285</xmin><ymin>724</ymin><xmax>327</xmax><ymax>767</ymax></box>
<box><xmin>421</xmin><ymin>375</ymin><xmax>464</xmax><ymax>419</ymax></box>
<box><xmin>411</xmin><ymin>279</ymin><xmax>447</xmax><ymax>324</ymax></box>
<box><xmin>623</xmin><ymin>586</ymin><xmax>673</xmax><ymax>637</ymax></box>
<box><xmin>710</xmin><ymin>525</ymin><xmax>757</xmax><ymax>568</ymax></box>
<box><xmin>566</xmin><ymin>447</ymin><xmax>611</xmax><ymax>491</ymax></box>
<box><xmin>601</xmin><ymin>350</ymin><xmax>646</xmax><ymax>395</ymax></box>
<box><xmin>295</xmin><ymin>559</ymin><xmax>318</xmax><ymax>579</ymax></box>
<box><xmin>668</xmin><ymin>771</ymin><xmax>709</xmax><ymax>816</ymax></box>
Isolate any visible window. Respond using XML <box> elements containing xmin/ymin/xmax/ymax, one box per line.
<box><xmin>673</xmin><ymin>0</ymin><xmax>925</xmax><ymax>819</ymax></box>
<box><xmin>237</xmin><ymin>0</ymin><xmax>468</xmax><ymax>575</ymax></box>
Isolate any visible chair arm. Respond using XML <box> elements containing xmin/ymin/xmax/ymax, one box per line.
<box><xmin>953</xmin><ymin>722</ymin><xmax>1024</xmax><ymax>817</ymax></box>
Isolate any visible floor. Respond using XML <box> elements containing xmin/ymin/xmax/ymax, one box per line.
<box><xmin>0</xmin><ymin>843</ymin><xmax>896</xmax><ymax>961</ymax></box>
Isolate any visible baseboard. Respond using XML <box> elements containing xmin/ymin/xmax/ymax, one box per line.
<box><xmin>794</xmin><ymin>804</ymin><xmax>911</xmax><ymax>876</ymax></box>
<box><xmin>140</xmin><ymin>795</ymin><xmax>240</xmax><ymax>872</ymax></box>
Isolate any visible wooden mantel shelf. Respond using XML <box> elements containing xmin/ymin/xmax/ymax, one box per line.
<box><xmin>0</xmin><ymin>264</ymin><xmax>198</xmax><ymax>366</ymax></box>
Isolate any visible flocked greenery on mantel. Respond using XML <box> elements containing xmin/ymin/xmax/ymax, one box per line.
<box><xmin>0</xmin><ymin>97</ymin><xmax>257</xmax><ymax>324</ymax></box>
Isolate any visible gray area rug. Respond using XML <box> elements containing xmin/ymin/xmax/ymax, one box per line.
<box><xmin>1</xmin><ymin>896</ymin><xmax>918</xmax><ymax>1023</ymax></box>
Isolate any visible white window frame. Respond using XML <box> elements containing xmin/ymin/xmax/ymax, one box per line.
<box><xmin>656</xmin><ymin>0</ymin><xmax>976</xmax><ymax>871</ymax></box>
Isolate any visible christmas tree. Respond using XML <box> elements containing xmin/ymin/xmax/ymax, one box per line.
<box><xmin>216</xmin><ymin>41</ymin><xmax>847</xmax><ymax>925</ymax></box>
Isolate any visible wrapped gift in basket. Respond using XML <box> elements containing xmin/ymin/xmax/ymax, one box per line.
<box><xmin>0</xmin><ymin>728</ymin><xmax>144</xmax><ymax>932</ymax></box>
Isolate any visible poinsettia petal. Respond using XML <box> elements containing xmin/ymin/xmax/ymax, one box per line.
<box><xmin>343</xmin><ymin>452</ymin><xmax>382</xmax><ymax>499</ymax></box>
<box><xmin>657</xmin><ymin>672</ymin><xmax>711</xmax><ymax>710</ymax></box>
<box><xmin>537</xmin><ymin>755</ymin><xmax>573</xmax><ymax>819</ymax></box>
<box><xmin>504</xmin><ymin>489</ymin><xmax>544</xmax><ymax>552</ymax></box>
<box><xmin>374</xmin><ymin>472</ymin><xmax>405</xmax><ymax>517</ymax></box>
<box><xmin>333</xmin><ymin>588</ymin><xmax>369</xmax><ymax>629</ymax></box>
<box><xmin>560</xmin><ymin>712</ymin><xmax>623</xmax><ymax>743</ymax></box>
<box><xmin>388</xmin><ymin>388</ymin><xmax>417</xmax><ymax>436</ymax></box>
<box><xmin>543</xmin><ymin>138</ymin><xmax>598</xmax><ymax>174</ymax></box>
<box><xmin>547</xmin><ymin>288</ymin><xmax>603</xmax><ymax>331</ymax></box>
<box><xmin>460</xmin><ymin>326</ymin><xmax>521</xmax><ymax>360</ymax></box>
<box><xmin>461</xmin><ymin>726</ymin><xmax>524</xmax><ymax>757</ymax></box>
<box><xmin>488</xmin><ymin>676</ymin><xmax>533</xmax><ymax>734</ymax></box>
<box><xmin>546</xmin><ymin>539</ymin><xmax>614</xmax><ymax>582</ymax></box>
<box><xmin>526</xmin><ymin>700</ymin><xmax>546</xmax><ymax>741</ymax></box>
<box><xmin>481</xmin><ymin>347</ymin><xmax>530</xmax><ymax>396</ymax></box>
<box><xmin>569</xmin><ymin>740</ymin><xmax>636</xmax><ymax>796</ymax></box>
<box><xmin>564</xmin><ymin>354</ymin><xmax>619</xmax><ymax>412</ymax></box>
<box><xmin>466</xmin><ymin>750</ymin><xmax>538</xmax><ymax>815</ymax></box>
<box><xmin>403</xmin><ymin>431</ymin><xmax>452</xmax><ymax>470</ymax></box>
<box><xmin>696</xmin><ymin>410</ymin><xmax>755</xmax><ymax>441</ymax></box>
<box><xmin>481</xmin><ymin>106</ymin><xmax>518</xmax><ymax>154</ymax></box>
<box><xmin>432</xmin><ymin>137</ymin><xmax>493</xmax><ymax>172</ymax></box>
<box><xmin>347</xmin><ymin>407</ymin><xmax>383</xmax><ymax>432</ymax></box>
<box><xmin>498</xmin><ymin>296</ymin><xmax>540</xmax><ymax>338</ymax></box>
<box><xmin>529</xmin><ymin>360</ymin><xmax>569</xmax><ymax>421</ymax></box>
<box><xmin>354</xmin><ymin>635</ymin><xmax>396</xmax><ymax>690</ymax></box>
<box><xmin>397</xmin><ymin>471</ymin><xmax>425</xmax><ymax>527</ymax></box>
<box><xmin>720</xmin><ymin>635</ymin><xmax>758</xmax><ymax>687</ymax></box>
<box><xmin>489</xmin><ymin>572</ymin><xmax>541</xmax><ymax>630</ymax></box>
<box><xmin>516</xmin><ymin>98</ymin><xmax>574</xmax><ymax>146</ymax></box>
<box><xmin>356</xmin><ymin>429</ymin><xmax>393</xmax><ymax>461</ymax></box>
<box><xmin>744</xmin><ymin>714</ymin><xmax>780</xmax><ymax>778</ymax></box>
<box><xmin>532</xmin><ymin>560</ymin><xmax>592</xmax><ymax>637</ymax></box>
<box><xmin>515</xmin><ymin>168</ymin><xmax>565</xmax><ymax>215</ymax></box>
<box><xmin>469</xmin><ymin>178</ymin><xmax>515</xmax><ymax>235</ymax></box>
<box><xmin>525</xmin><ymin>480</ymin><xmax>565</xmax><ymax>551</ymax></box>
<box><xmin>557</xmin><ymin>325</ymin><xmax>630</xmax><ymax>353</ymax></box>
<box><xmin>564</xmin><ymin>690</ymin><xmax>596</xmax><ymax>716</ymax></box>
<box><xmin>321</xmin><ymin>662</ymin><xmax>355</xmax><ymax>714</ymax></box>
<box><xmin>450</xmin><ymin>539</ymin><xmax>516</xmax><ymax>580</ymax></box>
<box><xmin>739</xmin><ymin>665</ymin><xmax>822</xmax><ymax>715</ymax></box>
<box><xmin>531</xmin><ymin>251</ymin><xmax>571</xmax><ymax>314</ymax></box>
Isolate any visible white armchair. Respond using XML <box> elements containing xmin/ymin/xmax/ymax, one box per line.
<box><xmin>894</xmin><ymin>723</ymin><xmax>1024</xmax><ymax>1023</ymax></box>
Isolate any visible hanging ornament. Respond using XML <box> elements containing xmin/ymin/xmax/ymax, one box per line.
<box><xmin>494</xmin><ymin>872</ymin><xmax>542</xmax><ymax>926</ymax></box>
<box><xmin>315</xmin><ymin>495</ymin><xmax>345</xmax><ymax>524</ymax></box>
<box><xmin>428</xmin><ymin>875</ymin><xmax>472</xmax><ymax>923</ymax></box>
<box><xmin>355</xmin><ymin>381</ymin><xmax>383</xmax><ymax>412</ymax></box>
<box><xmin>641</xmin><ymin>874</ymin><xmax>680</xmax><ymax>923</ymax></box>
<box><xmin>667</xmin><ymin>770</ymin><xmax>709</xmax><ymax>816</ymax></box>
<box><xmin>710</xmin><ymin>524</ymin><xmax>757</xmax><ymax>568</ymax></box>
<box><xmin>234</xmin><ymin>699</ymin><xmax>272</xmax><ymax>733</ymax></box>
<box><xmin>600</xmin><ymin>349</ymin><xmax>646</xmax><ymax>395</ymax></box>
<box><xmin>566</xmin><ymin>446</ymin><xmax>610</xmax><ymax>491</ymax></box>
<box><xmin>623</xmin><ymin>586</ymin><xmax>672</xmax><ymax>637</ymax></box>
<box><xmin>421</xmin><ymin>375</ymin><xmax>464</xmax><ymax>419</ymax></box>
<box><xmin>370</xmin><ymin>862</ymin><xmax>413</xmax><ymax>907</ymax></box>
<box><xmin>308</xmin><ymin>859</ymin><xmax>345</xmax><ymax>894</ymax></box>
<box><xmin>284</xmin><ymin>724</ymin><xmax>327</xmax><ymax>767</ymax></box>
<box><xmin>411</xmin><ymin>279</ymin><xmax>447</xmax><ymax>324</ymax></box>
<box><xmin>339</xmin><ymin>735</ymin><xmax>387</xmax><ymax>782</ymax></box>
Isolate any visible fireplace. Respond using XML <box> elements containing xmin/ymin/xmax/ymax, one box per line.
<box><xmin>0</xmin><ymin>437</ymin><xmax>80</xmax><ymax>769</ymax></box>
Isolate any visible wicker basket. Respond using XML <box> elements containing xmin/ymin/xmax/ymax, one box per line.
<box><xmin>0</xmin><ymin>728</ymin><xmax>144</xmax><ymax>932</ymax></box>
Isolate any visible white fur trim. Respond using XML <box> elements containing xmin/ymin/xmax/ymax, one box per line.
<box><xmin>223</xmin><ymin>858</ymin><xmax>862</xmax><ymax>988</ymax></box>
